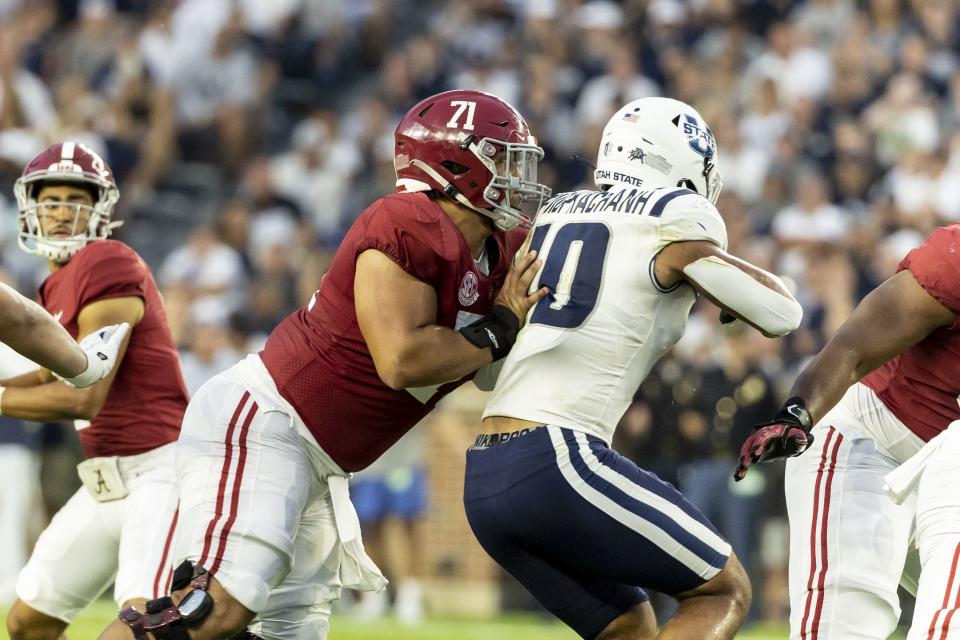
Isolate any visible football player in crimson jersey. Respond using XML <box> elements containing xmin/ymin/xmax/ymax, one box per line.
<box><xmin>734</xmin><ymin>226</ymin><xmax>960</xmax><ymax>639</ymax></box>
<box><xmin>99</xmin><ymin>90</ymin><xmax>549</xmax><ymax>640</ymax></box>
<box><xmin>0</xmin><ymin>281</ymin><xmax>128</xmax><ymax>388</ymax></box>
<box><xmin>2</xmin><ymin>142</ymin><xmax>189</xmax><ymax>640</ymax></box>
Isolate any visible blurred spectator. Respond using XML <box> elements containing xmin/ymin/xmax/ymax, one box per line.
<box><xmin>739</xmin><ymin>78</ymin><xmax>791</xmax><ymax>155</ymax></box>
<box><xmin>159</xmin><ymin>225</ymin><xmax>247</xmax><ymax>326</ymax></box>
<box><xmin>575</xmin><ymin>43</ymin><xmax>659</xmax><ymax>127</ymax></box>
<box><xmin>772</xmin><ymin>170</ymin><xmax>847</xmax><ymax>246</ymax></box>
<box><xmin>0</xmin><ymin>25</ymin><xmax>57</xmax><ymax>133</ymax></box>
<box><xmin>47</xmin><ymin>0</ymin><xmax>126</xmax><ymax>83</ymax></box>
<box><xmin>171</xmin><ymin>7</ymin><xmax>263</xmax><ymax>172</ymax></box>
<box><xmin>239</xmin><ymin>157</ymin><xmax>302</xmax><ymax>222</ymax></box>
<box><xmin>742</xmin><ymin>22</ymin><xmax>833</xmax><ymax>107</ymax></box>
<box><xmin>790</xmin><ymin>0</ymin><xmax>856</xmax><ymax>49</ymax></box>
<box><xmin>178</xmin><ymin>320</ymin><xmax>242</xmax><ymax>394</ymax></box>
<box><xmin>268</xmin><ymin>113</ymin><xmax>361</xmax><ymax>241</ymax></box>
<box><xmin>865</xmin><ymin>72</ymin><xmax>940</xmax><ymax>165</ymax></box>
<box><xmin>714</xmin><ymin>113</ymin><xmax>769</xmax><ymax>205</ymax></box>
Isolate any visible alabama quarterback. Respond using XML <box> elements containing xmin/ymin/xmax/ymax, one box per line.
<box><xmin>464</xmin><ymin>98</ymin><xmax>802</xmax><ymax>640</ymax></box>
<box><xmin>735</xmin><ymin>224</ymin><xmax>960</xmax><ymax>639</ymax></box>
<box><xmin>101</xmin><ymin>90</ymin><xmax>549</xmax><ymax>640</ymax></box>
<box><xmin>2</xmin><ymin>142</ymin><xmax>188</xmax><ymax>640</ymax></box>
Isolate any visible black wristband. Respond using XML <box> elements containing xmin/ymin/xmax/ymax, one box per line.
<box><xmin>776</xmin><ymin>397</ymin><xmax>812</xmax><ymax>432</ymax></box>
<box><xmin>459</xmin><ymin>305</ymin><xmax>520</xmax><ymax>360</ymax></box>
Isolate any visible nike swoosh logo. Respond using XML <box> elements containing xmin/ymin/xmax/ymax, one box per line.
<box><xmin>786</xmin><ymin>405</ymin><xmax>805</xmax><ymax>422</ymax></box>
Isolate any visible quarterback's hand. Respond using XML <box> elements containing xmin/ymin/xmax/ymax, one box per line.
<box><xmin>733</xmin><ymin>397</ymin><xmax>814</xmax><ymax>481</ymax></box>
<box><xmin>57</xmin><ymin>323</ymin><xmax>130</xmax><ymax>388</ymax></box>
<box><xmin>495</xmin><ymin>250</ymin><xmax>548</xmax><ymax>328</ymax></box>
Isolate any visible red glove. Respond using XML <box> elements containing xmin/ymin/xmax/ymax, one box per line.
<box><xmin>733</xmin><ymin>397</ymin><xmax>814</xmax><ymax>481</ymax></box>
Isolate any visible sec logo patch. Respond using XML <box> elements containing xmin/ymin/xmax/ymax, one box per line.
<box><xmin>458</xmin><ymin>271</ymin><xmax>480</xmax><ymax>306</ymax></box>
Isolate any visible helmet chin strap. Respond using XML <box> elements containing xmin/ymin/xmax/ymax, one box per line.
<box><xmin>409</xmin><ymin>159</ymin><xmax>510</xmax><ymax>229</ymax></box>
<box><xmin>36</xmin><ymin>237</ymin><xmax>85</xmax><ymax>262</ymax></box>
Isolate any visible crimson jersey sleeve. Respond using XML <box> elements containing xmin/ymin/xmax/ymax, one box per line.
<box><xmin>351</xmin><ymin>198</ymin><xmax>444</xmax><ymax>285</ymax></box>
<box><xmin>71</xmin><ymin>241</ymin><xmax>147</xmax><ymax>310</ymax></box>
<box><xmin>899</xmin><ymin>226</ymin><xmax>960</xmax><ymax>320</ymax></box>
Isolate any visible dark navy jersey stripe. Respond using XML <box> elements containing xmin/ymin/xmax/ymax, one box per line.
<box><xmin>648</xmin><ymin>254</ymin><xmax>683</xmax><ymax>293</ymax></box>
<box><xmin>560</xmin><ymin>429</ymin><xmax>726</xmax><ymax>571</ymax></box>
<box><xmin>647</xmin><ymin>188</ymin><xmax>696</xmax><ymax>218</ymax></box>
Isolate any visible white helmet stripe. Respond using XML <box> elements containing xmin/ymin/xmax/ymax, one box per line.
<box><xmin>61</xmin><ymin>141</ymin><xmax>76</xmax><ymax>161</ymax></box>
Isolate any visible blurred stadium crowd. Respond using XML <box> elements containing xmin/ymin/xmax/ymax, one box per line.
<box><xmin>0</xmin><ymin>0</ymin><xmax>955</xmax><ymax>627</ymax></box>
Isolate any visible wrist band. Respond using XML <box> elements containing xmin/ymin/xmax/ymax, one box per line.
<box><xmin>778</xmin><ymin>396</ymin><xmax>812</xmax><ymax>432</ymax></box>
<box><xmin>58</xmin><ymin>351</ymin><xmax>100</xmax><ymax>389</ymax></box>
<box><xmin>459</xmin><ymin>305</ymin><xmax>520</xmax><ymax>361</ymax></box>
<box><xmin>0</xmin><ymin>386</ymin><xmax>6</xmax><ymax>416</ymax></box>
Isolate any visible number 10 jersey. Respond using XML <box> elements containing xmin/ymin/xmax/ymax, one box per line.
<box><xmin>483</xmin><ymin>185</ymin><xmax>727</xmax><ymax>444</ymax></box>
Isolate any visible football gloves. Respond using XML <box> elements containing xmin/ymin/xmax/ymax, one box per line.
<box><xmin>734</xmin><ymin>397</ymin><xmax>814</xmax><ymax>481</ymax></box>
<box><xmin>56</xmin><ymin>322</ymin><xmax>130</xmax><ymax>389</ymax></box>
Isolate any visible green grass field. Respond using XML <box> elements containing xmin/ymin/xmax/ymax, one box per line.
<box><xmin>0</xmin><ymin>598</ymin><xmax>792</xmax><ymax>639</ymax></box>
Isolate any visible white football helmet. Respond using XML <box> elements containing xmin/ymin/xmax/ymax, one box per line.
<box><xmin>594</xmin><ymin>97</ymin><xmax>723</xmax><ymax>203</ymax></box>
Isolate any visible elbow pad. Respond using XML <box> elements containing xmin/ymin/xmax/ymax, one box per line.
<box><xmin>682</xmin><ymin>256</ymin><xmax>802</xmax><ymax>336</ymax></box>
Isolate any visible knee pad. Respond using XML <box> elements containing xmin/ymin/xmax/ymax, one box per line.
<box><xmin>118</xmin><ymin>562</ymin><xmax>215</xmax><ymax>639</ymax></box>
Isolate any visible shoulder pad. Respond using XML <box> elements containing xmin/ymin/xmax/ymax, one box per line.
<box><xmin>653</xmin><ymin>189</ymin><xmax>727</xmax><ymax>251</ymax></box>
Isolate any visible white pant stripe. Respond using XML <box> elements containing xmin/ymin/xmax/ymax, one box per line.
<box><xmin>547</xmin><ymin>426</ymin><xmax>724</xmax><ymax>579</ymax></box>
<box><xmin>573</xmin><ymin>431</ymin><xmax>730</xmax><ymax>557</ymax></box>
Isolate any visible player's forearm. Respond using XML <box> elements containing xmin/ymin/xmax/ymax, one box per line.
<box><xmin>0</xmin><ymin>285</ymin><xmax>87</xmax><ymax>378</ymax></box>
<box><xmin>685</xmin><ymin>256</ymin><xmax>802</xmax><ymax>337</ymax></box>
<box><xmin>0</xmin><ymin>381</ymin><xmax>95</xmax><ymax>421</ymax></box>
<box><xmin>790</xmin><ymin>272</ymin><xmax>953</xmax><ymax>424</ymax></box>
<box><xmin>3</xmin><ymin>323</ymin><xmax>87</xmax><ymax>379</ymax></box>
<box><xmin>787</xmin><ymin>335</ymin><xmax>865</xmax><ymax>425</ymax></box>
<box><xmin>0</xmin><ymin>368</ymin><xmax>53</xmax><ymax>388</ymax></box>
<box><xmin>377</xmin><ymin>325</ymin><xmax>493</xmax><ymax>390</ymax></box>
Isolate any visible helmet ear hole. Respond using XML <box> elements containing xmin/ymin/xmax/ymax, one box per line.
<box><xmin>441</xmin><ymin>160</ymin><xmax>470</xmax><ymax>175</ymax></box>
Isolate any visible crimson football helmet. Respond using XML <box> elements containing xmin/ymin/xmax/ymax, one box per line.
<box><xmin>15</xmin><ymin>142</ymin><xmax>121</xmax><ymax>263</ymax></box>
<box><xmin>394</xmin><ymin>90</ymin><xmax>551</xmax><ymax>231</ymax></box>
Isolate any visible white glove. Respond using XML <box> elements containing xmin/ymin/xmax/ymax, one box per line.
<box><xmin>57</xmin><ymin>323</ymin><xmax>131</xmax><ymax>388</ymax></box>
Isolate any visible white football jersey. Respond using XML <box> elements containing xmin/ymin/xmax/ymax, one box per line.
<box><xmin>483</xmin><ymin>185</ymin><xmax>727</xmax><ymax>444</ymax></box>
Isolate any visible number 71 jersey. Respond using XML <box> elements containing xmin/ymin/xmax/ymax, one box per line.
<box><xmin>483</xmin><ymin>186</ymin><xmax>727</xmax><ymax>444</ymax></box>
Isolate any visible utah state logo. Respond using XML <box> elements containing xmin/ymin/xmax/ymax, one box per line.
<box><xmin>458</xmin><ymin>271</ymin><xmax>480</xmax><ymax>306</ymax></box>
<box><xmin>674</xmin><ymin>114</ymin><xmax>716</xmax><ymax>159</ymax></box>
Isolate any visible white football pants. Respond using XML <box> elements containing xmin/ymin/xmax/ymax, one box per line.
<box><xmin>785</xmin><ymin>383</ymin><xmax>924</xmax><ymax>639</ymax></box>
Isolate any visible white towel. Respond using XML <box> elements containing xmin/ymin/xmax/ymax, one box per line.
<box><xmin>328</xmin><ymin>475</ymin><xmax>389</xmax><ymax>592</ymax></box>
<box><xmin>885</xmin><ymin>422</ymin><xmax>960</xmax><ymax>504</ymax></box>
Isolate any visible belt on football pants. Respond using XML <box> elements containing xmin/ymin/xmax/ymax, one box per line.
<box><xmin>470</xmin><ymin>426</ymin><xmax>544</xmax><ymax>451</ymax></box>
